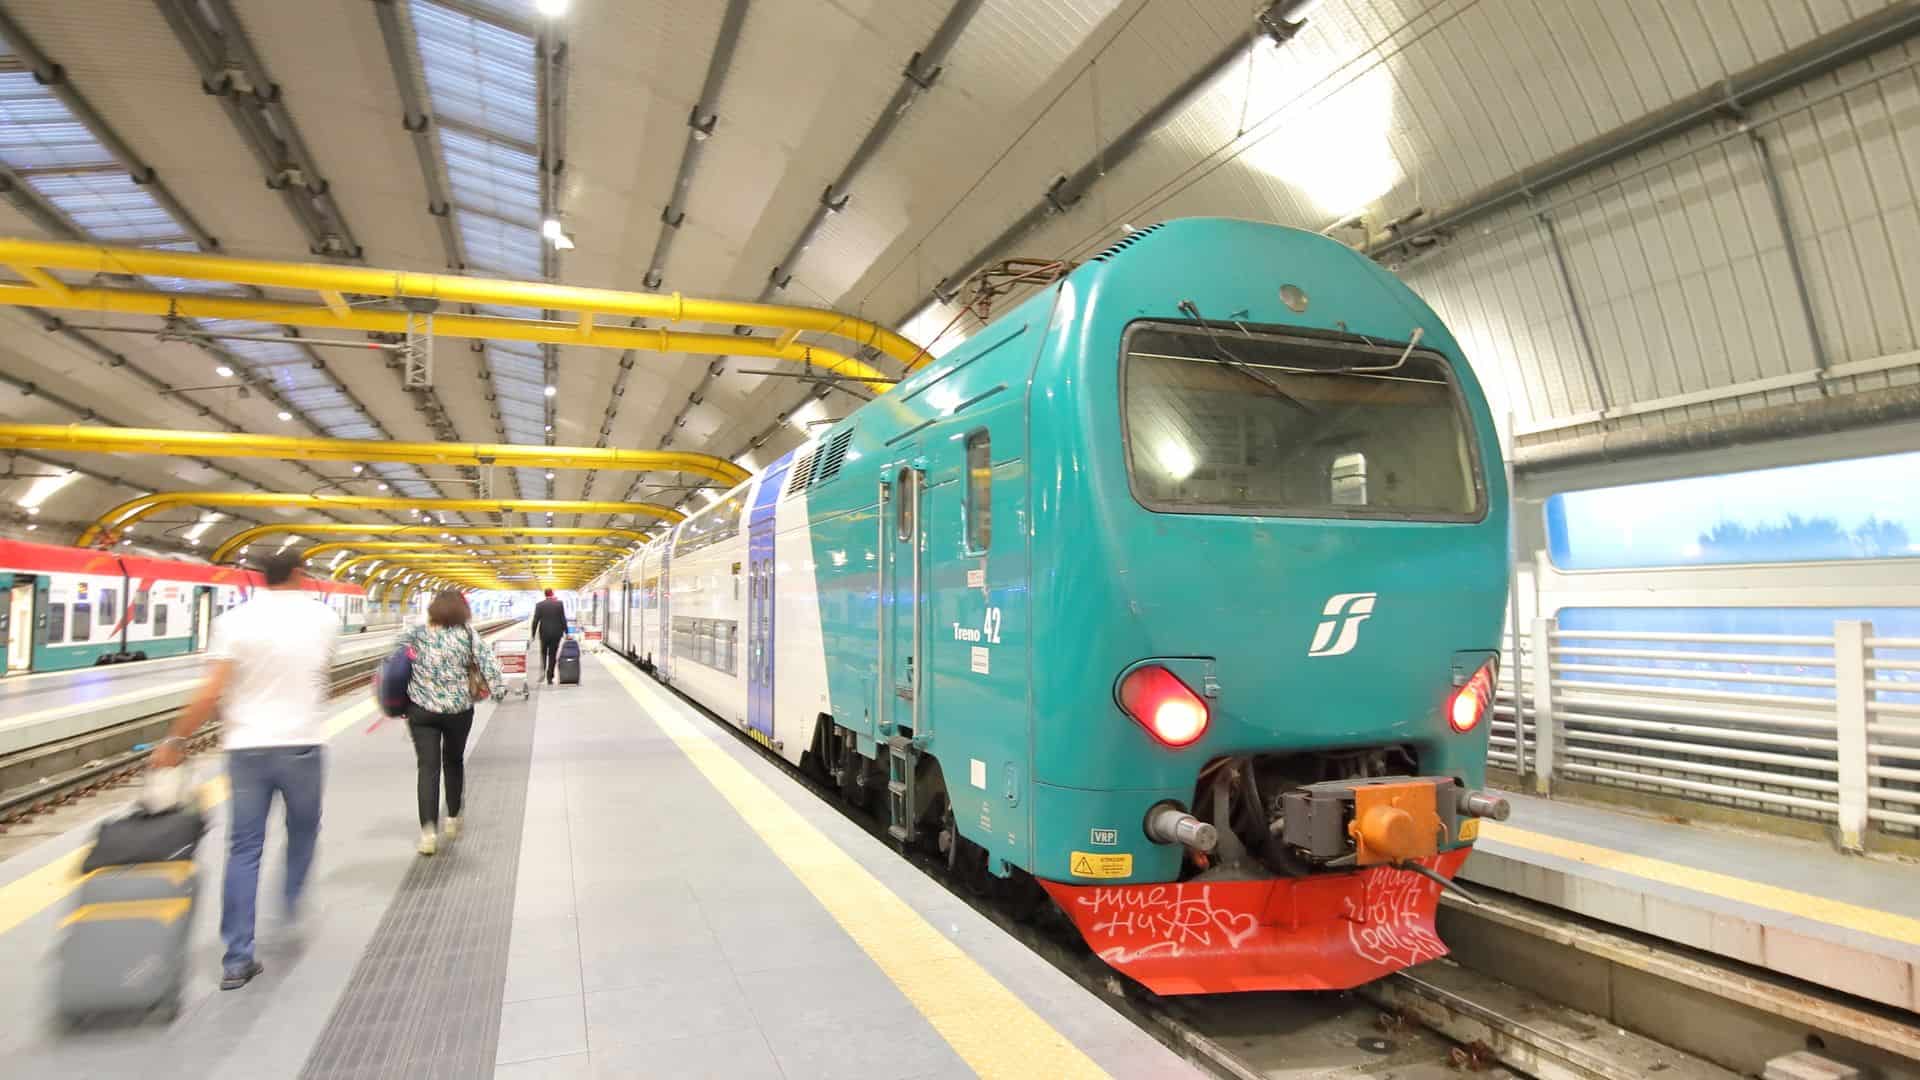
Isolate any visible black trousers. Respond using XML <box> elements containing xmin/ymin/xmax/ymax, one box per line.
<box><xmin>406</xmin><ymin>705</ymin><xmax>474</xmax><ymax>827</ymax></box>
<box><xmin>539</xmin><ymin>634</ymin><xmax>562</xmax><ymax>683</ymax></box>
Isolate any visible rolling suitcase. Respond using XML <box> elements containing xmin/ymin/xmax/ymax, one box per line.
<box><xmin>55</xmin><ymin>859</ymin><xmax>198</xmax><ymax>1023</ymax></box>
<box><xmin>557</xmin><ymin>636</ymin><xmax>581</xmax><ymax>685</ymax></box>
<box><xmin>56</xmin><ymin>797</ymin><xmax>205</xmax><ymax>1025</ymax></box>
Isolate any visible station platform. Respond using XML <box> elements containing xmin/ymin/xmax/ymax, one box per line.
<box><xmin>0</xmin><ymin>627</ymin><xmax>411</xmax><ymax>757</ymax></box>
<box><xmin>0</xmin><ymin>648</ymin><xmax>1191</xmax><ymax>1078</ymax></box>
<box><xmin>1464</xmin><ymin>791</ymin><xmax>1920</xmax><ymax>1012</ymax></box>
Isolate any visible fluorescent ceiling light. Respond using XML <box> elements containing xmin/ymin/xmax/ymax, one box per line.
<box><xmin>183</xmin><ymin>514</ymin><xmax>223</xmax><ymax>543</ymax></box>
<box><xmin>17</xmin><ymin>469</ymin><xmax>79</xmax><ymax>510</ymax></box>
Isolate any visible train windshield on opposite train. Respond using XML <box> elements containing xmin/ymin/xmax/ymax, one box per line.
<box><xmin>1121</xmin><ymin>321</ymin><xmax>1484</xmax><ymax>521</ymax></box>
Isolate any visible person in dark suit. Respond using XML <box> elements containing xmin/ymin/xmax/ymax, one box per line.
<box><xmin>531</xmin><ymin>590</ymin><xmax>569</xmax><ymax>685</ymax></box>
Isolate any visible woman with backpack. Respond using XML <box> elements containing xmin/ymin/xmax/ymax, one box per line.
<box><xmin>397</xmin><ymin>590</ymin><xmax>507</xmax><ymax>855</ymax></box>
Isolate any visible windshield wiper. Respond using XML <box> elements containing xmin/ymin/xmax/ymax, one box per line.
<box><xmin>1177</xmin><ymin>300</ymin><xmax>1314</xmax><ymax>416</ymax></box>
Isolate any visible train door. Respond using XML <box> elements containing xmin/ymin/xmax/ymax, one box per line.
<box><xmin>190</xmin><ymin>587</ymin><xmax>214</xmax><ymax>652</ymax></box>
<box><xmin>5</xmin><ymin>575</ymin><xmax>35</xmax><ymax>673</ymax></box>
<box><xmin>882</xmin><ymin>460</ymin><xmax>926</xmax><ymax>737</ymax></box>
<box><xmin>746</xmin><ymin>463</ymin><xmax>788</xmax><ymax>743</ymax></box>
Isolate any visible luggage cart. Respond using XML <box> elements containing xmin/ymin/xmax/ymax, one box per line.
<box><xmin>494</xmin><ymin>638</ymin><xmax>532</xmax><ymax>699</ymax></box>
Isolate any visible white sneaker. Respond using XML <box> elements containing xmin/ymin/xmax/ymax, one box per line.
<box><xmin>417</xmin><ymin>828</ymin><xmax>437</xmax><ymax>856</ymax></box>
<box><xmin>443</xmin><ymin>816</ymin><xmax>461</xmax><ymax>840</ymax></box>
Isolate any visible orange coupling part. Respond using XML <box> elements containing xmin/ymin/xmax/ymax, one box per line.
<box><xmin>1348</xmin><ymin>780</ymin><xmax>1443</xmax><ymax>866</ymax></box>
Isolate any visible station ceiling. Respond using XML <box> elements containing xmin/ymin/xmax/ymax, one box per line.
<box><xmin>0</xmin><ymin>0</ymin><xmax>1913</xmax><ymax>566</ymax></box>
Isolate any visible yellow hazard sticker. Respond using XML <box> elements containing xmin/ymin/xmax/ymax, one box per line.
<box><xmin>1458</xmin><ymin>818</ymin><xmax>1481</xmax><ymax>842</ymax></box>
<box><xmin>1069</xmin><ymin>851</ymin><xmax>1133</xmax><ymax>878</ymax></box>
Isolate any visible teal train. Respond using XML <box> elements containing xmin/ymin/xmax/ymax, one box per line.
<box><xmin>589</xmin><ymin>218</ymin><xmax>1513</xmax><ymax>994</ymax></box>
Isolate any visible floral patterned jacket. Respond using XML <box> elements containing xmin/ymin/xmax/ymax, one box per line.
<box><xmin>401</xmin><ymin>623</ymin><xmax>507</xmax><ymax>714</ymax></box>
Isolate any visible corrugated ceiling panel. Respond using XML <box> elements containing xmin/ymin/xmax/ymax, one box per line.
<box><xmin>512</xmin><ymin>467</ymin><xmax>549</xmax><ymax>499</ymax></box>
<box><xmin>440</xmin><ymin>126</ymin><xmax>541</xmax><ymax>226</ymax></box>
<box><xmin>410</xmin><ymin>1</ymin><xmax>539</xmax><ymax>144</ymax></box>
<box><xmin>0</xmin><ymin>72</ymin><xmax>99</xmax><ymax>167</ymax></box>
<box><xmin>32</xmin><ymin>170</ymin><xmax>179</xmax><ymax>242</ymax></box>
<box><xmin>457</xmin><ymin>211</ymin><xmax>542</xmax><ymax>278</ymax></box>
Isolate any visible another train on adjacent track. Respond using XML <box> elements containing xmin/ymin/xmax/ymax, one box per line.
<box><xmin>1</xmin><ymin>538</ymin><xmax>391</xmax><ymax>675</ymax></box>
<box><xmin>585</xmin><ymin>218</ymin><xmax>1513</xmax><ymax>994</ymax></box>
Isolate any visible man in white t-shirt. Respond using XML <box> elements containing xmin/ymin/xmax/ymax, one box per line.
<box><xmin>152</xmin><ymin>550</ymin><xmax>340</xmax><ymax>990</ymax></box>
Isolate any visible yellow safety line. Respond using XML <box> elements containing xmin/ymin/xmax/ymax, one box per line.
<box><xmin>1480</xmin><ymin>820</ymin><xmax>1920</xmax><ymax>947</ymax></box>
<box><xmin>598</xmin><ymin>655</ymin><xmax>1107</xmax><ymax>1080</ymax></box>
<box><xmin>0</xmin><ymin>696</ymin><xmax>376</xmax><ymax>939</ymax></box>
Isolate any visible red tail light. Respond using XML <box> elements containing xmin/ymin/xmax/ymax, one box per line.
<box><xmin>1118</xmin><ymin>665</ymin><xmax>1210</xmax><ymax>747</ymax></box>
<box><xmin>1448</xmin><ymin>658</ymin><xmax>1497</xmax><ymax>733</ymax></box>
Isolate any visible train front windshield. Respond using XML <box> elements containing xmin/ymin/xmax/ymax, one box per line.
<box><xmin>1121</xmin><ymin>322</ymin><xmax>1483</xmax><ymax>521</ymax></box>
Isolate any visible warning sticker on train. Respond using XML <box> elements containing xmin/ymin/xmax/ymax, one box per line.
<box><xmin>1069</xmin><ymin>851</ymin><xmax>1132</xmax><ymax>878</ymax></box>
<box><xmin>1457</xmin><ymin>819</ymin><xmax>1480</xmax><ymax>842</ymax></box>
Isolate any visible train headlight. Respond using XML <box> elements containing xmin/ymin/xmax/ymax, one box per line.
<box><xmin>1448</xmin><ymin>658</ymin><xmax>1497</xmax><ymax>733</ymax></box>
<box><xmin>1117</xmin><ymin>665</ymin><xmax>1209</xmax><ymax>748</ymax></box>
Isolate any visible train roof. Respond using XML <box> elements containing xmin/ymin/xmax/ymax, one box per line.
<box><xmin>0</xmin><ymin>536</ymin><xmax>365</xmax><ymax>595</ymax></box>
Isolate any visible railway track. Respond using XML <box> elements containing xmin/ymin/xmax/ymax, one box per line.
<box><xmin>618</xmin><ymin>647</ymin><xmax>1754</xmax><ymax>1080</ymax></box>
<box><xmin>0</xmin><ymin>619</ymin><xmax>520</xmax><ymax>827</ymax></box>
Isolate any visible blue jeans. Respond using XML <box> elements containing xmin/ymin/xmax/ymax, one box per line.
<box><xmin>221</xmin><ymin>745</ymin><xmax>325</xmax><ymax>972</ymax></box>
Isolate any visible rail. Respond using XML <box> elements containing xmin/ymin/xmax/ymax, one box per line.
<box><xmin>1494</xmin><ymin>614</ymin><xmax>1919</xmax><ymax>850</ymax></box>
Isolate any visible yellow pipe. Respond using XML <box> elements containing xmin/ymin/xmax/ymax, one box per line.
<box><xmin>80</xmin><ymin>492</ymin><xmax>680</xmax><ymax>548</ymax></box>
<box><xmin>0</xmin><ymin>282</ymin><xmax>898</xmax><ymax>392</ymax></box>
<box><xmin>0</xmin><ymin>237</ymin><xmax>926</xmax><ymax>369</ymax></box>
<box><xmin>333</xmin><ymin>552</ymin><xmax>614</xmax><ymax>578</ymax></box>
<box><xmin>302</xmin><ymin>541</ymin><xmax>627</xmax><ymax>560</ymax></box>
<box><xmin>0</xmin><ymin>423</ymin><xmax>746</xmax><ymax>486</ymax></box>
<box><xmin>210</xmin><ymin>524</ymin><xmax>646</xmax><ymax>563</ymax></box>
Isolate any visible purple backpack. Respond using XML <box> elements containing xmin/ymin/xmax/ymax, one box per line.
<box><xmin>377</xmin><ymin>644</ymin><xmax>415</xmax><ymax>717</ymax></box>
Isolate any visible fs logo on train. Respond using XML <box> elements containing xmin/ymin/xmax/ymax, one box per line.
<box><xmin>1308</xmin><ymin>592</ymin><xmax>1377</xmax><ymax>657</ymax></box>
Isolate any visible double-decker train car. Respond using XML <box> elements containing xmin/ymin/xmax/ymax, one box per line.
<box><xmin>590</xmin><ymin>218</ymin><xmax>1512</xmax><ymax>994</ymax></box>
<box><xmin>1</xmin><ymin>537</ymin><xmax>382</xmax><ymax>675</ymax></box>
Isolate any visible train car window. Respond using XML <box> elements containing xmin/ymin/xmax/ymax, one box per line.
<box><xmin>153</xmin><ymin>603</ymin><xmax>168</xmax><ymax>637</ymax></box>
<box><xmin>46</xmin><ymin>603</ymin><xmax>66</xmax><ymax>644</ymax></box>
<box><xmin>98</xmin><ymin>588</ymin><xmax>118</xmax><ymax>624</ymax></box>
<box><xmin>674</xmin><ymin>493</ymin><xmax>745</xmax><ymax>558</ymax></box>
<box><xmin>965</xmin><ymin>430</ymin><xmax>991</xmax><ymax>552</ymax></box>
<box><xmin>895</xmin><ymin>467</ymin><xmax>916</xmax><ymax>541</ymax></box>
<box><xmin>1121</xmin><ymin>322</ymin><xmax>1482</xmax><ymax>521</ymax></box>
<box><xmin>70</xmin><ymin>602</ymin><xmax>91</xmax><ymax>642</ymax></box>
<box><xmin>133</xmin><ymin>590</ymin><xmax>150</xmax><ymax>624</ymax></box>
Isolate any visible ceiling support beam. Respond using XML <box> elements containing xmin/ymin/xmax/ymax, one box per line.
<box><xmin>156</xmin><ymin>0</ymin><xmax>473</xmax><ymax>480</ymax></box>
<box><xmin>1364</xmin><ymin>0</ymin><xmax>1920</xmax><ymax>262</ymax></box>
<box><xmin>642</xmin><ymin>0</ymin><xmax>751</xmax><ymax>291</ymax></box>
<box><xmin>925</xmin><ymin>0</ymin><xmax>1313</xmax><ymax>303</ymax></box>
<box><xmin>676</xmin><ymin>0</ymin><xmax>986</xmax><ymax>501</ymax></box>
<box><xmin>370</xmin><ymin>0</ymin><xmax>516</xmax><ymax>481</ymax></box>
<box><xmin>0</xmin><ymin>9</ymin><xmax>441</xmax><ymax>523</ymax></box>
<box><xmin>212</xmin><ymin>523</ymin><xmax>645</xmax><ymax>563</ymax></box>
<box><xmin>153</xmin><ymin>0</ymin><xmax>360</xmax><ymax>258</ymax></box>
<box><xmin>0</xmin><ymin>424</ymin><xmax>749</xmax><ymax>485</ymax></box>
<box><xmin>370</xmin><ymin>0</ymin><xmax>465</xmax><ymax>272</ymax></box>
<box><xmin>0</xmin><ymin>4</ymin><xmax>219</xmax><ymax>249</ymax></box>
<box><xmin>80</xmin><ymin>492</ymin><xmax>685</xmax><ymax>548</ymax></box>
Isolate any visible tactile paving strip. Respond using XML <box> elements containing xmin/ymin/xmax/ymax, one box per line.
<box><xmin>299</xmin><ymin>697</ymin><xmax>536</xmax><ymax>1080</ymax></box>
